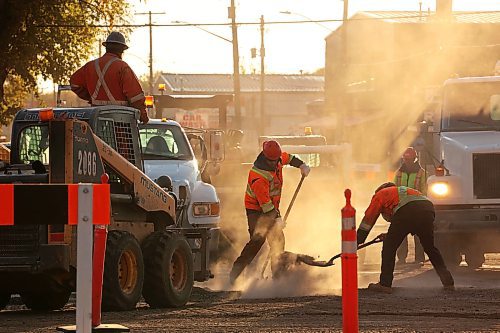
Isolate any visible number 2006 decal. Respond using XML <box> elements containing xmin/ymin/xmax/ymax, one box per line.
<box><xmin>77</xmin><ymin>150</ymin><xmax>97</xmax><ymax>176</ymax></box>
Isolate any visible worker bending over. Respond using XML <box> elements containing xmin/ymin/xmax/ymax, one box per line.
<box><xmin>230</xmin><ymin>140</ymin><xmax>310</xmax><ymax>284</ymax></box>
<box><xmin>357</xmin><ymin>182</ymin><xmax>454</xmax><ymax>293</ymax></box>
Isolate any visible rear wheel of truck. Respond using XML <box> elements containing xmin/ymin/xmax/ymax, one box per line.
<box><xmin>21</xmin><ymin>289</ymin><xmax>71</xmax><ymax>311</ymax></box>
<box><xmin>142</xmin><ymin>231</ymin><xmax>194</xmax><ymax>308</ymax></box>
<box><xmin>0</xmin><ymin>293</ymin><xmax>11</xmax><ymax>310</ymax></box>
<box><xmin>102</xmin><ymin>230</ymin><xmax>144</xmax><ymax>311</ymax></box>
<box><xmin>464</xmin><ymin>250</ymin><xmax>485</xmax><ymax>269</ymax></box>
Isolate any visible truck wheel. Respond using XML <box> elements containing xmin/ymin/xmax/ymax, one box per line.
<box><xmin>21</xmin><ymin>290</ymin><xmax>70</xmax><ymax>311</ymax></box>
<box><xmin>142</xmin><ymin>231</ymin><xmax>194</xmax><ymax>308</ymax></box>
<box><xmin>102</xmin><ymin>230</ymin><xmax>144</xmax><ymax>311</ymax></box>
<box><xmin>0</xmin><ymin>293</ymin><xmax>11</xmax><ymax>310</ymax></box>
<box><xmin>464</xmin><ymin>251</ymin><xmax>485</xmax><ymax>269</ymax></box>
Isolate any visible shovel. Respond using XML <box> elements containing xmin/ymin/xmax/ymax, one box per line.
<box><xmin>260</xmin><ymin>175</ymin><xmax>305</xmax><ymax>277</ymax></box>
<box><xmin>294</xmin><ymin>234</ymin><xmax>386</xmax><ymax>267</ymax></box>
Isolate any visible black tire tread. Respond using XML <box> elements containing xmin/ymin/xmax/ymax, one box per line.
<box><xmin>142</xmin><ymin>231</ymin><xmax>193</xmax><ymax>308</ymax></box>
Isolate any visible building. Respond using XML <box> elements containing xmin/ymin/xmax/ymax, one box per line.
<box><xmin>325</xmin><ymin>3</ymin><xmax>500</xmax><ymax>165</ymax></box>
<box><xmin>154</xmin><ymin>73</ymin><xmax>324</xmax><ymax>149</ymax></box>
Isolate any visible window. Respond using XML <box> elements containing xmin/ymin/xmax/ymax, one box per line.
<box><xmin>18</xmin><ymin>125</ymin><xmax>49</xmax><ymax>164</ymax></box>
<box><xmin>139</xmin><ymin>125</ymin><xmax>192</xmax><ymax>160</ymax></box>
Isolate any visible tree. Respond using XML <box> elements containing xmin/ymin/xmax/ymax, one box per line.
<box><xmin>0</xmin><ymin>0</ymin><xmax>132</xmax><ymax>125</ymax></box>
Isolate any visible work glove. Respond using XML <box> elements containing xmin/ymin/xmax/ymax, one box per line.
<box><xmin>140</xmin><ymin>112</ymin><xmax>150</xmax><ymax>124</ymax></box>
<box><xmin>262</xmin><ymin>209</ymin><xmax>278</xmax><ymax>222</ymax></box>
<box><xmin>299</xmin><ymin>163</ymin><xmax>311</xmax><ymax>177</ymax></box>
<box><xmin>274</xmin><ymin>216</ymin><xmax>286</xmax><ymax>230</ymax></box>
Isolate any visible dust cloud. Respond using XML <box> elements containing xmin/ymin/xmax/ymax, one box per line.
<box><xmin>209</xmin><ymin>161</ymin><xmax>390</xmax><ymax>298</ymax></box>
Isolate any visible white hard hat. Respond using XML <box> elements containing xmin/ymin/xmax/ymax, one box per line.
<box><xmin>102</xmin><ymin>31</ymin><xmax>128</xmax><ymax>49</ymax></box>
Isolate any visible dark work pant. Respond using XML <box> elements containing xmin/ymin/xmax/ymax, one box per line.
<box><xmin>380</xmin><ymin>201</ymin><xmax>454</xmax><ymax>287</ymax></box>
<box><xmin>397</xmin><ymin>234</ymin><xmax>425</xmax><ymax>263</ymax></box>
<box><xmin>230</xmin><ymin>211</ymin><xmax>285</xmax><ymax>282</ymax></box>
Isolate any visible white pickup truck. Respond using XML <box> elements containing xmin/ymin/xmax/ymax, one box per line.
<box><xmin>139</xmin><ymin>119</ymin><xmax>224</xmax><ymax>273</ymax></box>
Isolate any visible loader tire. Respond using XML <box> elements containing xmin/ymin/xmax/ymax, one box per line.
<box><xmin>142</xmin><ymin>231</ymin><xmax>193</xmax><ymax>308</ymax></box>
<box><xmin>0</xmin><ymin>293</ymin><xmax>11</xmax><ymax>310</ymax></box>
<box><xmin>102</xmin><ymin>230</ymin><xmax>144</xmax><ymax>311</ymax></box>
<box><xmin>21</xmin><ymin>289</ymin><xmax>70</xmax><ymax>311</ymax></box>
<box><xmin>464</xmin><ymin>251</ymin><xmax>485</xmax><ymax>269</ymax></box>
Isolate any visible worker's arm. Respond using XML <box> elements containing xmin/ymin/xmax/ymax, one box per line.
<box><xmin>357</xmin><ymin>195</ymin><xmax>383</xmax><ymax>244</ymax></box>
<box><xmin>282</xmin><ymin>152</ymin><xmax>310</xmax><ymax>176</ymax></box>
<box><xmin>70</xmin><ymin>65</ymin><xmax>91</xmax><ymax>102</ymax></box>
<box><xmin>250</xmin><ymin>177</ymin><xmax>275</xmax><ymax>213</ymax></box>
<box><xmin>121</xmin><ymin>65</ymin><xmax>148</xmax><ymax>123</ymax></box>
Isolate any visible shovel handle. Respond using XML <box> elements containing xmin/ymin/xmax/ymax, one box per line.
<box><xmin>283</xmin><ymin>175</ymin><xmax>305</xmax><ymax>222</ymax></box>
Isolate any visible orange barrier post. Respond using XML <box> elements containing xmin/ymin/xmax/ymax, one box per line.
<box><xmin>91</xmin><ymin>175</ymin><xmax>110</xmax><ymax>327</ymax></box>
<box><xmin>341</xmin><ymin>189</ymin><xmax>358</xmax><ymax>333</ymax></box>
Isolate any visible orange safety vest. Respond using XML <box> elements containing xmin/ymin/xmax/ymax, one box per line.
<box><xmin>358</xmin><ymin>186</ymin><xmax>429</xmax><ymax>235</ymax></box>
<box><xmin>70</xmin><ymin>53</ymin><xmax>146</xmax><ymax>113</ymax></box>
<box><xmin>244</xmin><ymin>152</ymin><xmax>293</xmax><ymax>213</ymax></box>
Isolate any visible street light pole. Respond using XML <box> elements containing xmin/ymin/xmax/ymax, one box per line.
<box><xmin>229</xmin><ymin>0</ymin><xmax>242</xmax><ymax>129</ymax></box>
<box><xmin>135</xmin><ymin>11</ymin><xmax>165</xmax><ymax>94</ymax></box>
<box><xmin>260</xmin><ymin>15</ymin><xmax>265</xmax><ymax>136</ymax></box>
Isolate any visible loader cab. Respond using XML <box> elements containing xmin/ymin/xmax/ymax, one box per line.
<box><xmin>10</xmin><ymin>106</ymin><xmax>142</xmax><ymax>169</ymax></box>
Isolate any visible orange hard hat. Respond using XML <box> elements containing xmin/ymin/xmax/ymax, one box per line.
<box><xmin>402</xmin><ymin>147</ymin><xmax>417</xmax><ymax>160</ymax></box>
<box><xmin>262</xmin><ymin>140</ymin><xmax>282</xmax><ymax>161</ymax></box>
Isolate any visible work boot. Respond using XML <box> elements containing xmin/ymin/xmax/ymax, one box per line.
<box><xmin>443</xmin><ymin>284</ymin><xmax>455</xmax><ymax>292</ymax></box>
<box><xmin>368</xmin><ymin>282</ymin><xmax>393</xmax><ymax>294</ymax></box>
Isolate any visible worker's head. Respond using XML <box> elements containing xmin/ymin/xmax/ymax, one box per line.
<box><xmin>402</xmin><ymin>147</ymin><xmax>417</xmax><ymax>165</ymax></box>
<box><xmin>102</xmin><ymin>31</ymin><xmax>129</xmax><ymax>57</ymax></box>
<box><xmin>262</xmin><ymin>140</ymin><xmax>281</xmax><ymax>166</ymax></box>
<box><xmin>375</xmin><ymin>182</ymin><xmax>396</xmax><ymax>193</ymax></box>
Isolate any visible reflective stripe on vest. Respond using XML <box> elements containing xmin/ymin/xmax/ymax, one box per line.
<box><xmin>396</xmin><ymin>169</ymin><xmax>423</xmax><ymax>190</ymax></box>
<box><xmin>394</xmin><ymin>186</ymin><xmax>428</xmax><ymax>214</ymax></box>
<box><xmin>246</xmin><ymin>167</ymin><xmax>280</xmax><ymax>210</ymax></box>
<box><xmin>91</xmin><ymin>57</ymin><xmax>122</xmax><ymax>105</ymax></box>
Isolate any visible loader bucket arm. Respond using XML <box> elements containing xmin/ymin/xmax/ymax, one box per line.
<box><xmin>91</xmin><ymin>133</ymin><xmax>176</xmax><ymax>218</ymax></box>
<box><xmin>48</xmin><ymin>118</ymin><xmax>176</xmax><ymax>221</ymax></box>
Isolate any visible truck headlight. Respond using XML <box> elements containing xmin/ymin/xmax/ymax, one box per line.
<box><xmin>430</xmin><ymin>182</ymin><xmax>449</xmax><ymax>197</ymax></box>
<box><xmin>193</xmin><ymin>202</ymin><xmax>220</xmax><ymax>217</ymax></box>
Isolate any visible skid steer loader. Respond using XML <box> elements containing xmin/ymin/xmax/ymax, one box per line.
<box><xmin>0</xmin><ymin>106</ymin><xmax>219</xmax><ymax>311</ymax></box>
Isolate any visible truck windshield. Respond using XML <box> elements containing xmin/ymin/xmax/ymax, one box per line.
<box><xmin>442</xmin><ymin>81</ymin><xmax>500</xmax><ymax>132</ymax></box>
<box><xmin>139</xmin><ymin>125</ymin><xmax>193</xmax><ymax>160</ymax></box>
<box><xmin>18</xmin><ymin>125</ymin><xmax>49</xmax><ymax>164</ymax></box>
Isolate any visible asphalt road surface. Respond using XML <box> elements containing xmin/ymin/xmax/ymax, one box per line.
<box><xmin>1</xmin><ymin>255</ymin><xmax>499</xmax><ymax>333</ymax></box>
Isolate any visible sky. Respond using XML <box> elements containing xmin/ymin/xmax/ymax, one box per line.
<box><xmin>122</xmin><ymin>0</ymin><xmax>500</xmax><ymax>80</ymax></box>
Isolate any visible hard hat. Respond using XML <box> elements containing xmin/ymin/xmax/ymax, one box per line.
<box><xmin>375</xmin><ymin>182</ymin><xmax>396</xmax><ymax>193</ymax></box>
<box><xmin>402</xmin><ymin>147</ymin><xmax>417</xmax><ymax>161</ymax></box>
<box><xmin>102</xmin><ymin>31</ymin><xmax>128</xmax><ymax>49</ymax></box>
<box><xmin>262</xmin><ymin>140</ymin><xmax>282</xmax><ymax>161</ymax></box>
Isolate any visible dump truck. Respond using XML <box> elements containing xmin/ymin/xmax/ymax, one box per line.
<box><xmin>0</xmin><ymin>106</ymin><xmax>220</xmax><ymax>311</ymax></box>
<box><xmin>422</xmin><ymin>76</ymin><xmax>500</xmax><ymax>268</ymax></box>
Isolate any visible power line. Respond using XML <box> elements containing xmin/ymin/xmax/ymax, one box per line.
<box><xmin>34</xmin><ymin>11</ymin><xmax>500</xmax><ymax>28</ymax></box>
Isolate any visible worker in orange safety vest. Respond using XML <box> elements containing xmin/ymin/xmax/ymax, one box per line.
<box><xmin>70</xmin><ymin>31</ymin><xmax>149</xmax><ymax>123</ymax></box>
<box><xmin>357</xmin><ymin>182</ymin><xmax>454</xmax><ymax>294</ymax></box>
<box><xmin>229</xmin><ymin>140</ymin><xmax>310</xmax><ymax>284</ymax></box>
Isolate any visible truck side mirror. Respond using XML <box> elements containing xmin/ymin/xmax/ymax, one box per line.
<box><xmin>207</xmin><ymin>130</ymin><xmax>225</xmax><ymax>162</ymax></box>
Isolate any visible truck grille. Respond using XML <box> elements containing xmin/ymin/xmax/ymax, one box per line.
<box><xmin>0</xmin><ymin>225</ymin><xmax>40</xmax><ymax>257</ymax></box>
<box><xmin>473</xmin><ymin>153</ymin><xmax>500</xmax><ymax>199</ymax></box>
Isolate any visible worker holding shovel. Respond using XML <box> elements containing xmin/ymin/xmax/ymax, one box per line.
<box><xmin>229</xmin><ymin>140</ymin><xmax>310</xmax><ymax>285</ymax></box>
<box><xmin>357</xmin><ymin>182</ymin><xmax>455</xmax><ymax>293</ymax></box>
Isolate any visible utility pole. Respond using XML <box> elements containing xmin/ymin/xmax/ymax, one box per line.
<box><xmin>338</xmin><ymin>0</ymin><xmax>349</xmax><ymax>143</ymax></box>
<box><xmin>229</xmin><ymin>0</ymin><xmax>242</xmax><ymax>129</ymax></box>
<box><xmin>259</xmin><ymin>15</ymin><xmax>265</xmax><ymax>136</ymax></box>
<box><xmin>135</xmin><ymin>11</ymin><xmax>165</xmax><ymax>94</ymax></box>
